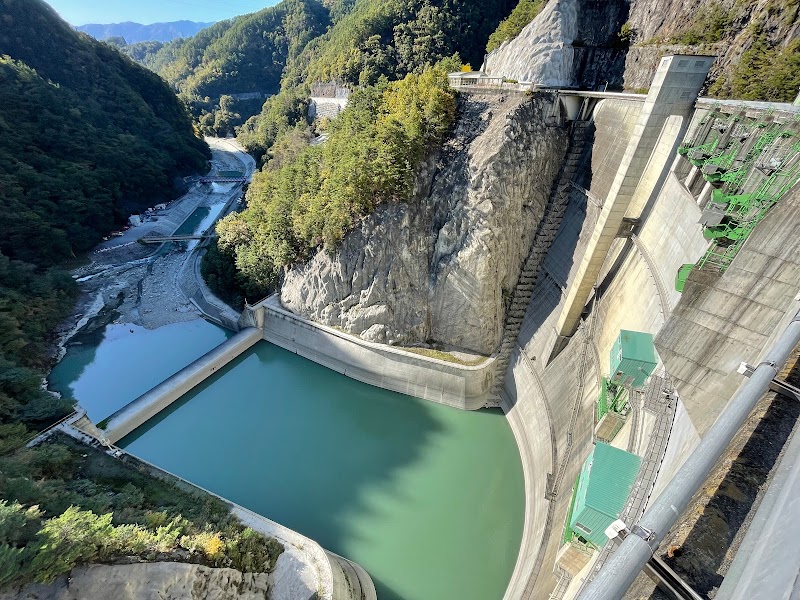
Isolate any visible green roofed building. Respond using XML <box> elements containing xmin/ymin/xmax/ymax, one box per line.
<box><xmin>610</xmin><ymin>330</ymin><xmax>658</xmax><ymax>389</ymax></box>
<box><xmin>569</xmin><ymin>443</ymin><xmax>642</xmax><ymax>547</ymax></box>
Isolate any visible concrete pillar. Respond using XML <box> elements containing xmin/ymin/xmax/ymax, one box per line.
<box><xmin>684</xmin><ymin>165</ymin><xmax>701</xmax><ymax>189</ymax></box>
<box><xmin>555</xmin><ymin>55</ymin><xmax>714</xmax><ymax>340</ymax></box>
<box><xmin>697</xmin><ymin>181</ymin><xmax>714</xmax><ymax>208</ymax></box>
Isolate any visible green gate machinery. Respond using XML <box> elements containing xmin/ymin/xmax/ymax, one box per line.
<box><xmin>675</xmin><ymin>108</ymin><xmax>800</xmax><ymax>286</ymax></box>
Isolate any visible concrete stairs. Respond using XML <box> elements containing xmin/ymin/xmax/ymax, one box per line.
<box><xmin>486</xmin><ymin>121</ymin><xmax>592</xmax><ymax>405</ymax></box>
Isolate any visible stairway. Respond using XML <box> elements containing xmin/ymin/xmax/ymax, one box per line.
<box><xmin>486</xmin><ymin>120</ymin><xmax>592</xmax><ymax>405</ymax></box>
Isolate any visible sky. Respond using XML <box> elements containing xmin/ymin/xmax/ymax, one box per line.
<box><xmin>46</xmin><ymin>0</ymin><xmax>277</xmax><ymax>26</ymax></box>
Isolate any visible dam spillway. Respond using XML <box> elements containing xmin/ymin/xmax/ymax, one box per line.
<box><xmin>49</xmin><ymin>319</ymin><xmax>526</xmax><ymax>600</ymax></box>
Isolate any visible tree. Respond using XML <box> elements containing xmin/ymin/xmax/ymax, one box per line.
<box><xmin>31</xmin><ymin>507</ymin><xmax>114</xmax><ymax>582</ymax></box>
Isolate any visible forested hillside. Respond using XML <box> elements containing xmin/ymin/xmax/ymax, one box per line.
<box><xmin>238</xmin><ymin>0</ymin><xmax>516</xmax><ymax>156</ymax></box>
<box><xmin>0</xmin><ymin>0</ymin><xmax>208</xmax><ymax>444</ymax></box>
<box><xmin>213</xmin><ymin>66</ymin><xmax>456</xmax><ymax>294</ymax></box>
<box><xmin>124</xmin><ymin>0</ymin><xmax>331</xmax><ymax>135</ymax></box>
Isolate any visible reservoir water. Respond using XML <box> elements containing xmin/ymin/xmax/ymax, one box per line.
<box><xmin>50</xmin><ymin>319</ymin><xmax>525</xmax><ymax>600</ymax></box>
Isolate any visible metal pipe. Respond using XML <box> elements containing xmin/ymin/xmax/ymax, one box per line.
<box><xmin>579</xmin><ymin>308</ymin><xmax>800</xmax><ymax>600</ymax></box>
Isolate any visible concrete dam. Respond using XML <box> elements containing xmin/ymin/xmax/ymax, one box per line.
<box><xmin>89</xmin><ymin>55</ymin><xmax>800</xmax><ymax>600</ymax></box>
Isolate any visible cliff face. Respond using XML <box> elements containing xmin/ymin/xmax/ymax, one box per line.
<box><xmin>625</xmin><ymin>0</ymin><xmax>800</xmax><ymax>93</ymax></box>
<box><xmin>482</xmin><ymin>0</ymin><xmax>630</xmax><ymax>88</ymax></box>
<box><xmin>483</xmin><ymin>0</ymin><xmax>798</xmax><ymax>94</ymax></box>
<box><xmin>280</xmin><ymin>93</ymin><xmax>569</xmax><ymax>355</ymax></box>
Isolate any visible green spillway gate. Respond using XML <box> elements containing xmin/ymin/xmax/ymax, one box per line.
<box><xmin>676</xmin><ymin>109</ymin><xmax>800</xmax><ymax>278</ymax></box>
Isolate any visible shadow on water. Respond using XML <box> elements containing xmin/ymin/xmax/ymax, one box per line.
<box><xmin>120</xmin><ymin>341</ymin><xmax>524</xmax><ymax>600</ymax></box>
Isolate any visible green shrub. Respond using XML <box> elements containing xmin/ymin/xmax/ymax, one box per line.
<box><xmin>31</xmin><ymin>507</ymin><xmax>113</xmax><ymax>582</ymax></box>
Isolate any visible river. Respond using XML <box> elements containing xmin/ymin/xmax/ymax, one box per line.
<box><xmin>49</xmin><ymin>318</ymin><xmax>524</xmax><ymax>600</ymax></box>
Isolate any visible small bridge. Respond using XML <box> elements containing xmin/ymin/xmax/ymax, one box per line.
<box><xmin>199</xmin><ymin>176</ymin><xmax>247</xmax><ymax>184</ymax></box>
<box><xmin>141</xmin><ymin>234</ymin><xmax>216</xmax><ymax>244</ymax></box>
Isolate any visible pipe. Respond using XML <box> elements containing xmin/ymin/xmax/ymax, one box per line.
<box><xmin>578</xmin><ymin>308</ymin><xmax>800</xmax><ymax>600</ymax></box>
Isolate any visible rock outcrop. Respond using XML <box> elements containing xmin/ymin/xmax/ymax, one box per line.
<box><xmin>481</xmin><ymin>0</ymin><xmax>630</xmax><ymax>89</ymax></box>
<box><xmin>482</xmin><ymin>0</ymin><xmax>578</xmax><ymax>87</ymax></box>
<box><xmin>280</xmin><ymin>93</ymin><xmax>569</xmax><ymax>355</ymax></box>
<box><xmin>0</xmin><ymin>563</ymin><xmax>279</xmax><ymax>600</ymax></box>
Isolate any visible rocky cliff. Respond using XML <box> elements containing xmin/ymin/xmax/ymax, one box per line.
<box><xmin>482</xmin><ymin>0</ymin><xmax>630</xmax><ymax>88</ymax></box>
<box><xmin>483</xmin><ymin>0</ymin><xmax>799</xmax><ymax>94</ymax></box>
<box><xmin>0</xmin><ymin>563</ymin><xmax>282</xmax><ymax>600</ymax></box>
<box><xmin>280</xmin><ymin>93</ymin><xmax>569</xmax><ymax>355</ymax></box>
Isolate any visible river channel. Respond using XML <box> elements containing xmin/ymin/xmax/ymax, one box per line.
<box><xmin>50</xmin><ymin>319</ymin><xmax>524</xmax><ymax>600</ymax></box>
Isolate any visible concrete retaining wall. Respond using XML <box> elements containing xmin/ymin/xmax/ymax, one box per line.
<box><xmin>102</xmin><ymin>327</ymin><xmax>262</xmax><ymax>443</ymax></box>
<box><xmin>309</xmin><ymin>97</ymin><xmax>348</xmax><ymax>120</ymax></box>
<box><xmin>245</xmin><ymin>295</ymin><xmax>496</xmax><ymax>410</ymax></box>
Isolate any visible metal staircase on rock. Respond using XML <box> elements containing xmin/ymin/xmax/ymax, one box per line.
<box><xmin>486</xmin><ymin>121</ymin><xmax>592</xmax><ymax>406</ymax></box>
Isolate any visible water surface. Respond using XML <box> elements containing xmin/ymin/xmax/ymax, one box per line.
<box><xmin>53</xmin><ymin>320</ymin><xmax>525</xmax><ymax>600</ymax></box>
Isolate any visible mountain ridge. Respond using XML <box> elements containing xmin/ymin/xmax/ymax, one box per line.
<box><xmin>76</xmin><ymin>20</ymin><xmax>214</xmax><ymax>43</ymax></box>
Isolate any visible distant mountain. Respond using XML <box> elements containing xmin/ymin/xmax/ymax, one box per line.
<box><xmin>76</xmin><ymin>20</ymin><xmax>214</xmax><ymax>43</ymax></box>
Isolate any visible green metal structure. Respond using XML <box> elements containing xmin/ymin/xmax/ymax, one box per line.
<box><xmin>567</xmin><ymin>443</ymin><xmax>642</xmax><ymax>547</ymax></box>
<box><xmin>610</xmin><ymin>330</ymin><xmax>658</xmax><ymax>389</ymax></box>
<box><xmin>675</xmin><ymin>263</ymin><xmax>694</xmax><ymax>292</ymax></box>
<box><xmin>677</xmin><ymin>108</ymin><xmax>800</xmax><ymax>275</ymax></box>
<box><xmin>596</xmin><ymin>377</ymin><xmax>629</xmax><ymax>422</ymax></box>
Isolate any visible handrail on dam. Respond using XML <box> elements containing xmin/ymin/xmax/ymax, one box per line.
<box><xmin>578</xmin><ymin>306</ymin><xmax>800</xmax><ymax>600</ymax></box>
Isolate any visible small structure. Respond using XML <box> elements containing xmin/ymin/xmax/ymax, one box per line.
<box><xmin>609</xmin><ymin>330</ymin><xmax>658</xmax><ymax>389</ymax></box>
<box><xmin>568</xmin><ymin>443</ymin><xmax>642</xmax><ymax>547</ymax></box>
<box><xmin>128</xmin><ymin>214</ymin><xmax>142</xmax><ymax>227</ymax></box>
<box><xmin>595</xmin><ymin>378</ymin><xmax>629</xmax><ymax>442</ymax></box>
<box><xmin>447</xmin><ymin>70</ymin><xmax>504</xmax><ymax>88</ymax></box>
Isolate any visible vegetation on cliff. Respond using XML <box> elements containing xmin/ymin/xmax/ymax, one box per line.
<box><xmin>0</xmin><ymin>436</ymin><xmax>282</xmax><ymax>587</ymax></box>
<box><xmin>217</xmin><ymin>66</ymin><xmax>456</xmax><ymax>289</ymax></box>
<box><xmin>709</xmin><ymin>32</ymin><xmax>800</xmax><ymax>101</ymax></box>
<box><xmin>237</xmin><ymin>0</ymin><xmax>515</xmax><ymax>157</ymax></box>
<box><xmin>486</xmin><ymin>0</ymin><xmax>547</xmax><ymax>53</ymax></box>
<box><xmin>638</xmin><ymin>0</ymin><xmax>800</xmax><ymax>102</ymax></box>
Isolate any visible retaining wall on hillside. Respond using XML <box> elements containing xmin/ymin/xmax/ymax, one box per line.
<box><xmin>242</xmin><ymin>295</ymin><xmax>496</xmax><ymax>410</ymax></box>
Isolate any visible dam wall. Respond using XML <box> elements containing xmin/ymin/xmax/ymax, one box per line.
<box><xmin>502</xmin><ymin>66</ymin><xmax>717</xmax><ymax>596</ymax></box>
<box><xmin>242</xmin><ymin>295</ymin><xmax>497</xmax><ymax>410</ymax></box>
<box><xmin>102</xmin><ymin>327</ymin><xmax>262</xmax><ymax>443</ymax></box>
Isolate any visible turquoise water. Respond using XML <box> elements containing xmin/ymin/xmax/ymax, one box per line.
<box><xmin>52</xmin><ymin>320</ymin><xmax>525</xmax><ymax>600</ymax></box>
<box><xmin>49</xmin><ymin>320</ymin><xmax>230</xmax><ymax>420</ymax></box>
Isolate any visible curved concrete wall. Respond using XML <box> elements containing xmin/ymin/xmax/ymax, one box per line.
<box><xmin>102</xmin><ymin>327</ymin><xmax>262</xmax><ymax>443</ymax></box>
<box><xmin>245</xmin><ymin>295</ymin><xmax>497</xmax><ymax>410</ymax></box>
<box><xmin>111</xmin><ymin>445</ymin><xmax>374</xmax><ymax>600</ymax></box>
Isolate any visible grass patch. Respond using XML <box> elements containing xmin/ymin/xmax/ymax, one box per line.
<box><xmin>398</xmin><ymin>347</ymin><xmax>488</xmax><ymax>366</ymax></box>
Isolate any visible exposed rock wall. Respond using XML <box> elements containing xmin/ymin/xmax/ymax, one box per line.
<box><xmin>482</xmin><ymin>0</ymin><xmax>578</xmax><ymax>86</ymax></box>
<box><xmin>482</xmin><ymin>0</ymin><xmax>630</xmax><ymax>89</ymax></box>
<box><xmin>0</xmin><ymin>563</ymin><xmax>280</xmax><ymax>600</ymax></box>
<box><xmin>280</xmin><ymin>93</ymin><xmax>569</xmax><ymax>355</ymax></box>
<box><xmin>484</xmin><ymin>0</ymin><xmax>798</xmax><ymax>94</ymax></box>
